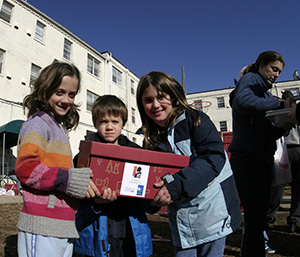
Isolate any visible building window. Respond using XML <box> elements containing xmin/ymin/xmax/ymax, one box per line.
<box><xmin>219</xmin><ymin>121</ymin><xmax>227</xmax><ymax>132</ymax></box>
<box><xmin>0</xmin><ymin>49</ymin><xmax>5</xmax><ymax>73</ymax></box>
<box><xmin>217</xmin><ymin>97</ymin><xmax>225</xmax><ymax>108</ymax></box>
<box><xmin>87</xmin><ymin>54</ymin><xmax>100</xmax><ymax>78</ymax></box>
<box><xmin>30</xmin><ymin>64</ymin><xmax>41</xmax><ymax>85</ymax></box>
<box><xmin>35</xmin><ymin>21</ymin><xmax>45</xmax><ymax>42</ymax></box>
<box><xmin>63</xmin><ymin>39</ymin><xmax>72</xmax><ymax>60</ymax></box>
<box><xmin>0</xmin><ymin>1</ymin><xmax>13</xmax><ymax>23</ymax></box>
<box><xmin>131</xmin><ymin>80</ymin><xmax>135</xmax><ymax>94</ymax></box>
<box><xmin>87</xmin><ymin>90</ymin><xmax>99</xmax><ymax>112</ymax></box>
<box><xmin>131</xmin><ymin>108</ymin><xmax>136</xmax><ymax>124</ymax></box>
<box><xmin>112</xmin><ymin>66</ymin><xmax>122</xmax><ymax>86</ymax></box>
<box><xmin>192</xmin><ymin>100</ymin><xmax>202</xmax><ymax>110</ymax></box>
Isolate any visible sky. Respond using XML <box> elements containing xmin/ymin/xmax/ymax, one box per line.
<box><xmin>26</xmin><ymin>0</ymin><xmax>300</xmax><ymax>94</ymax></box>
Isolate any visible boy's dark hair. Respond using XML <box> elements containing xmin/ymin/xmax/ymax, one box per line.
<box><xmin>92</xmin><ymin>95</ymin><xmax>128</xmax><ymax>128</ymax></box>
<box><xmin>23</xmin><ymin>60</ymin><xmax>81</xmax><ymax>130</ymax></box>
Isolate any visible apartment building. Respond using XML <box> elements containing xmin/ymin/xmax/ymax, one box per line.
<box><xmin>0</xmin><ymin>0</ymin><xmax>143</xmax><ymax>156</ymax></box>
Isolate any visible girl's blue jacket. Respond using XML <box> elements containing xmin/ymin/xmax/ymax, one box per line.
<box><xmin>156</xmin><ymin>110</ymin><xmax>242</xmax><ymax>248</ymax></box>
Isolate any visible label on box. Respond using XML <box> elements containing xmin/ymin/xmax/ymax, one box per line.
<box><xmin>120</xmin><ymin>162</ymin><xmax>150</xmax><ymax>197</ymax></box>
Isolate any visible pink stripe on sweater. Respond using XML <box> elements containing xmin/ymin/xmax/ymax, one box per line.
<box><xmin>21</xmin><ymin>201</ymin><xmax>76</xmax><ymax>220</ymax></box>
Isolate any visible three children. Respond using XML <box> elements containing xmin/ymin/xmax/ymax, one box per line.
<box><xmin>16</xmin><ymin>60</ymin><xmax>241</xmax><ymax>257</ymax></box>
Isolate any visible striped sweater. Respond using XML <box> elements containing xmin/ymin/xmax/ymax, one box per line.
<box><xmin>15</xmin><ymin>111</ymin><xmax>90</xmax><ymax>238</ymax></box>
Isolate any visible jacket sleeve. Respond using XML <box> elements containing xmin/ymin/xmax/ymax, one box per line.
<box><xmin>234</xmin><ymin>74</ymin><xmax>281</xmax><ymax>115</ymax></box>
<box><xmin>15</xmin><ymin>117</ymin><xmax>90</xmax><ymax>199</ymax></box>
<box><xmin>163</xmin><ymin>112</ymin><xmax>226</xmax><ymax>201</ymax></box>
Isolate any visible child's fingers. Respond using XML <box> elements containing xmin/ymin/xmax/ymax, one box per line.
<box><xmin>85</xmin><ymin>180</ymin><xmax>100</xmax><ymax>198</ymax></box>
<box><xmin>101</xmin><ymin>188</ymin><xmax>117</xmax><ymax>201</ymax></box>
<box><xmin>153</xmin><ymin>180</ymin><xmax>164</xmax><ymax>189</ymax></box>
<box><xmin>89</xmin><ymin>180</ymin><xmax>100</xmax><ymax>196</ymax></box>
<box><xmin>154</xmin><ymin>185</ymin><xmax>172</xmax><ymax>205</ymax></box>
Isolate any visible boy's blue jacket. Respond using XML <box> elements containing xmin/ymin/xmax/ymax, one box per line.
<box><xmin>157</xmin><ymin>110</ymin><xmax>242</xmax><ymax>248</ymax></box>
<box><xmin>74</xmin><ymin>133</ymin><xmax>159</xmax><ymax>257</ymax></box>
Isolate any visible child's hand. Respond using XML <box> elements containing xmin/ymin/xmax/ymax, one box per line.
<box><xmin>94</xmin><ymin>188</ymin><xmax>117</xmax><ymax>204</ymax></box>
<box><xmin>85</xmin><ymin>179</ymin><xmax>100</xmax><ymax>198</ymax></box>
<box><xmin>153</xmin><ymin>180</ymin><xmax>173</xmax><ymax>206</ymax></box>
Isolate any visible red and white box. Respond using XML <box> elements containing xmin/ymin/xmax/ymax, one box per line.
<box><xmin>77</xmin><ymin>140</ymin><xmax>190</xmax><ymax>199</ymax></box>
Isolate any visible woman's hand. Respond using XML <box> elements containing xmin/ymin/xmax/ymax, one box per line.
<box><xmin>152</xmin><ymin>180</ymin><xmax>173</xmax><ymax>206</ymax></box>
<box><xmin>93</xmin><ymin>188</ymin><xmax>117</xmax><ymax>204</ymax></box>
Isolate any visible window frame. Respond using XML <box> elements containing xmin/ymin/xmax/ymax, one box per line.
<box><xmin>86</xmin><ymin>90</ymin><xmax>99</xmax><ymax>112</ymax></box>
<box><xmin>217</xmin><ymin>97</ymin><xmax>225</xmax><ymax>108</ymax></box>
<box><xmin>87</xmin><ymin>54</ymin><xmax>100</xmax><ymax>78</ymax></box>
<box><xmin>30</xmin><ymin>63</ymin><xmax>41</xmax><ymax>85</ymax></box>
<box><xmin>0</xmin><ymin>49</ymin><xmax>5</xmax><ymax>74</ymax></box>
<box><xmin>0</xmin><ymin>0</ymin><xmax>13</xmax><ymax>23</ymax></box>
<box><xmin>112</xmin><ymin>66</ymin><xmax>122</xmax><ymax>86</ymax></box>
<box><xmin>131</xmin><ymin>108</ymin><xmax>136</xmax><ymax>124</ymax></box>
<box><xmin>130</xmin><ymin>80</ymin><xmax>135</xmax><ymax>95</ymax></box>
<box><xmin>63</xmin><ymin>38</ymin><xmax>72</xmax><ymax>60</ymax></box>
<box><xmin>219</xmin><ymin>121</ymin><xmax>227</xmax><ymax>132</ymax></box>
<box><xmin>35</xmin><ymin>21</ymin><xmax>46</xmax><ymax>42</ymax></box>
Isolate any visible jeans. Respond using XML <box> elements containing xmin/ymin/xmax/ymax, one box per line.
<box><xmin>174</xmin><ymin>237</ymin><xmax>226</xmax><ymax>257</ymax></box>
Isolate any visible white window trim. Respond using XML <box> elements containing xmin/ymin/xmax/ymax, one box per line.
<box><xmin>87</xmin><ymin>54</ymin><xmax>100</xmax><ymax>78</ymax></box>
<box><xmin>35</xmin><ymin>21</ymin><xmax>45</xmax><ymax>42</ymax></box>
<box><xmin>30</xmin><ymin>64</ymin><xmax>41</xmax><ymax>85</ymax></box>
<box><xmin>0</xmin><ymin>49</ymin><xmax>5</xmax><ymax>74</ymax></box>
<box><xmin>112</xmin><ymin>66</ymin><xmax>122</xmax><ymax>86</ymax></box>
<box><xmin>63</xmin><ymin>38</ymin><xmax>72</xmax><ymax>60</ymax></box>
<box><xmin>217</xmin><ymin>97</ymin><xmax>225</xmax><ymax>108</ymax></box>
<box><xmin>87</xmin><ymin>90</ymin><xmax>99</xmax><ymax>112</ymax></box>
<box><xmin>0</xmin><ymin>0</ymin><xmax>13</xmax><ymax>23</ymax></box>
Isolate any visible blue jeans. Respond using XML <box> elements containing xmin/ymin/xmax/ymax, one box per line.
<box><xmin>174</xmin><ymin>237</ymin><xmax>226</xmax><ymax>257</ymax></box>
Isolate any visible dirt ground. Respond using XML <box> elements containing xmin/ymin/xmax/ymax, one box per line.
<box><xmin>1</xmin><ymin>189</ymin><xmax>300</xmax><ymax>257</ymax></box>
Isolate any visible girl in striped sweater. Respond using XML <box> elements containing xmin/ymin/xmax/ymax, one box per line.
<box><xmin>15</xmin><ymin>61</ymin><xmax>100</xmax><ymax>257</ymax></box>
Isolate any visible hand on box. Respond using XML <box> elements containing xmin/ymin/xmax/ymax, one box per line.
<box><xmin>152</xmin><ymin>180</ymin><xmax>173</xmax><ymax>206</ymax></box>
<box><xmin>85</xmin><ymin>179</ymin><xmax>101</xmax><ymax>198</ymax></box>
<box><xmin>93</xmin><ymin>188</ymin><xmax>117</xmax><ymax>204</ymax></box>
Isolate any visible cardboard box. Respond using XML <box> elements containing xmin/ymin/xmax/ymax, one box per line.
<box><xmin>77</xmin><ymin>140</ymin><xmax>190</xmax><ymax>199</ymax></box>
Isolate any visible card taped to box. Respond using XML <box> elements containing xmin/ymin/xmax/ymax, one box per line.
<box><xmin>77</xmin><ymin>140</ymin><xmax>190</xmax><ymax>199</ymax></box>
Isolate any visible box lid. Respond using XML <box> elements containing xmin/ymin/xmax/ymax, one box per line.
<box><xmin>79</xmin><ymin>140</ymin><xmax>189</xmax><ymax>168</ymax></box>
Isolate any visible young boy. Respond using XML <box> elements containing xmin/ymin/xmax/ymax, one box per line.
<box><xmin>74</xmin><ymin>95</ymin><xmax>159</xmax><ymax>257</ymax></box>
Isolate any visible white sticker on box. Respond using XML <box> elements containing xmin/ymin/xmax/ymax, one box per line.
<box><xmin>120</xmin><ymin>162</ymin><xmax>150</xmax><ymax>197</ymax></box>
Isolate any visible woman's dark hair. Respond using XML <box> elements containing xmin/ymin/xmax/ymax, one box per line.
<box><xmin>246</xmin><ymin>51</ymin><xmax>285</xmax><ymax>74</ymax></box>
<box><xmin>23</xmin><ymin>60</ymin><xmax>81</xmax><ymax>130</ymax></box>
<box><xmin>136</xmin><ymin>71</ymin><xmax>200</xmax><ymax>149</ymax></box>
